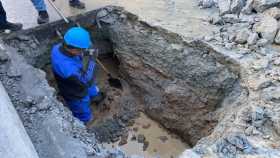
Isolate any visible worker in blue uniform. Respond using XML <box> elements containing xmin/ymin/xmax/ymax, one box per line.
<box><xmin>51</xmin><ymin>27</ymin><xmax>102</xmax><ymax>124</ymax></box>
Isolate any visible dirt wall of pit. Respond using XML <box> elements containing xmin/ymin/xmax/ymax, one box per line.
<box><xmin>94</xmin><ymin>8</ymin><xmax>240</xmax><ymax>146</ymax></box>
<box><xmin>2</xmin><ymin>6</ymin><xmax>280</xmax><ymax>158</ymax></box>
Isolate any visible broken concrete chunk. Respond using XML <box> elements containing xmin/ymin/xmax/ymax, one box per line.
<box><xmin>7</xmin><ymin>65</ymin><xmax>21</xmax><ymax>77</ymax></box>
<box><xmin>231</xmin><ymin>0</ymin><xmax>245</xmax><ymax>14</ymax></box>
<box><xmin>274</xmin><ymin>30</ymin><xmax>280</xmax><ymax>44</ymax></box>
<box><xmin>198</xmin><ymin>0</ymin><xmax>216</xmax><ymax>8</ymax></box>
<box><xmin>257</xmin><ymin>38</ymin><xmax>269</xmax><ymax>47</ymax></box>
<box><xmin>0</xmin><ymin>50</ymin><xmax>9</xmax><ymax>63</ymax></box>
<box><xmin>37</xmin><ymin>117</ymin><xmax>88</xmax><ymax>158</ymax></box>
<box><xmin>242</xmin><ymin>0</ymin><xmax>254</xmax><ymax>14</ymax></box>
<box><xmin>247</xmin><ymin>32</ymin><xmax>259</xmax><ymax>45</ymax></box>
<box><xmin>218</xmin><ymin>0</ymin><xmax>231</xmax><ymax>15</ymax></box>
<box><xmin>252</xmin><ymin>0</ymin><xmax>280</xmax><ymax>13</ymax></box>
<box><xmin>137</xmin><ymin>134</ymin><xmax>146</xmax><ymax>143</ymax></box>
<box><xmin>235</xmin><ymin>29</ymin><xmax>250</xmax><ymax>44</ymax></box>
<box><xmin>254</xmin><ymin>15</ymin><xmax>278</xmax><ymax>43</ymax></box>
<box><xmin>262</xmin><ymin>86</ymin><xmax>280</xmax><ymax>103</ymax></box>
<box><xmin>263</xmin><ymin>7</ymin><xmax>280</xmax><ymax>20</ymax></box>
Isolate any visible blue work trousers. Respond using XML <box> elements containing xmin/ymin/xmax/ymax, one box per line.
<box><xmin>0</xmin><ymin>1</ymin><xmax>7</xmax><ymax>24</ymax></box>
<box><xmin>30</xmin><ymin>0</ymin><xmax>47</xmax><ymax>11</ymax></box>
<box><xmin>65</xmin><ymin>85</ymin><xmax>99</xmax><ymax>123</ymax></box>
<box><xmin>31</xmin><ymin>0</ymin><xmax>81</xmax><ymax>12</ymax></box>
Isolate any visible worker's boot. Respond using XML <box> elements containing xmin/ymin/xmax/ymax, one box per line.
<box><xmin>37</xmin><ymin>11</ymin><xmax>49</xmax><ymax>24</ymax></box>
<box><xmin>0</xmin><ymin>22</ymin><xmax>22</xmax><ymax>32</ymax></box>
<box><xmin>69</xmin><ymin>0</ymin><xmax>85</xmax><ymax>9</ymax></box>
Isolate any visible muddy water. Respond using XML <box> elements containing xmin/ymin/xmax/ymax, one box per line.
<box><xmin>5</xmin><ymin>0</ymin><xmax>218</xmax><ymax>37</ymax></box>
<box><xmin>103</xmin><ymin>113</ymin><xmax>188</xmax><ymax>158</ymax></box>
<box><xmin>91</xmin><ymin>58</ymin><xmax>188</xmax><ymax>158</ymax></box>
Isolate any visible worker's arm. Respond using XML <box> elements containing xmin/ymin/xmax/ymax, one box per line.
<box><xmin>72</xmin><ymin>58</ymin><xmax>96</xmax><ymax>86</ymax></box>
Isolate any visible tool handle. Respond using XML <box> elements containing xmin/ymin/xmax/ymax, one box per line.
<box><xmin>47</xmin><ymin>0</ymin><xmax>70</xmax><ymax>23</ymax></box>
<box><xmin>95</xmin><ymin>58</ymin><xmax>110</xmax><ymax>75</ymax></box>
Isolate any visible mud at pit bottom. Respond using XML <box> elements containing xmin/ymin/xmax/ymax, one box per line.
<box><xmin>43</xmin><ymin>56</ymin><xmax>189</xmax><ymax>158</ymax></box>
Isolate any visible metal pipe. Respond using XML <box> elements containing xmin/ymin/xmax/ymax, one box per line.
<box><xmin>46</xmin><ymin>0</ymin><xmax>70</xmax><ymax>23</ymax></box>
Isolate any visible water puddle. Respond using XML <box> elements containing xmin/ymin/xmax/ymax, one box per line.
<box><xmin>103</xmin><ymin>113</ymin><xmax>188</xmax><ymax>158</ymax></box>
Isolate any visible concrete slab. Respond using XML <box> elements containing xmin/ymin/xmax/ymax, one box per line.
<box><xmin>0</xmin><ymin>82</ymin><xmax>39</xmax><ymax>158</ymax></box>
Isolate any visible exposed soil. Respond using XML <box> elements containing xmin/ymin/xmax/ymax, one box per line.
<box><xmin>2</xmin><ymin>5</ymin><xmax>280</xmax><ymax>158</ymax></box>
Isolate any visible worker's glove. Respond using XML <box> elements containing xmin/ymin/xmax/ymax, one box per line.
<box><xmin>87</xmin><ymin>48</ymin><xmax>99</xmax><ymax>60</ymax></box>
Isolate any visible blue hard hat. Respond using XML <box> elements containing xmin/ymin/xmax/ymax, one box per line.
<box><xmin>64</xmin><ymin>27</ymin><xmax>92</xmax><ymax>49</ymax></box>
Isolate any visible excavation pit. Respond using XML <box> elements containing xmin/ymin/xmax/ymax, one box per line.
<box><xmin>1</xmin><ymin>6</ymin><xmax>240</xmax><ymax>158</ymax></box>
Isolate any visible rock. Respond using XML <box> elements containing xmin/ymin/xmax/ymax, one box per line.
<box><xmin>142</xmin><ymin>123</ymin><xmax>151</xmax><ymax>129</ymax></box>
<box><xmin>131</xmin><ymin>135</ymin><xmax>137</xmax><ymax>141</ymax></box>
<box><xmin>254</xmin><ymin>15</ymin><xmax>278</xmax><ymax>43</ymax></box>
<box><xmin>218</xmin><ymin>0</ymin><xmax>231</xmax><ymax>15</ymax></box>
<box><xmin>7</xmin><ymin>65</ymin><xmax>21</xmax><ymax>77</ymax></box>
<box><xmin>143</xmin><ymin>141</ymin><xmax>149</xmax><ymax>151</ymax></box>
<box><xmin>252</xmin><ymin>107</ymin><xmax>265</xmax><ymax>121</ymax></box>
<box><xmin>235</xmin><ymin>29</ymin><xmax>250</xmax><ymax>44</ymax></box>
<box><xmin>179</xmin><ymin>150</ymin><xmax>202</xmax><ymax>158</ymax></box>
<box><xmin>137</xmin><ymin>134</ymin><xmax>146</xmax><ymax>143</ymax></box>
<box><xmin>133</xmin><ymin>127</ymin><xmax>139</xmax><ymax>132</ymax></box>
<box><xmin>274</xmin><ymin>30</ymin><xmax>280</xmax><ymax>44</ymax></box>
<box><xmin>273</xmin><ymin>58</ymin><xmax>280</xmax><ymax>65</ymax></box>
<box><xmin>204</xmin><ymin>36</ymin><xmax>214</xmax><ymax>42</ymax></box>
<box><xmin>198</xmin><ymin>0</ymin><xmax>216</xmax><ymax>8</ymax></box>
<box><xmin>245</xmin><ymin>126</ymin><xmax>255</xmax><ymax>136</ymax></box>
<box><xmin>247</xmin><ymin>32</ymin><xmax>259</xmax><ymax>45</ymax></box>
<box><xmin>37</xmin><ymin>116</ymin><xmax>88</xmax><ymax>158</ymax></box>
<box><xmin>263</xmin><ymin>7</ymin><xmax>280</xmax><ymax>20</ymax></box>
<box><xmin>263</xmin><ymin>135</ymin><xmax>271</xmax><ymax>139</ymax></box>
<box><xmin>262</xmin><ymin>87</ymin><xmax>280</xmax><ymax>103</ymax></box>
<box><xmin>225</xmin><ymin>42</ymin><xmax>234</xmax><ymax>49</ymax></box>
<box><xmin>252</xmin><ymin>0</ymin><xmax>280</xmax><ymax>13</ymax></box>
<box><xmin>118</xmin><ymin>133</ymin><xmax>128</xmax><ymax>146</ymax></box>
<box><xmin>0</xmin><ymin>50</ymin><xmax>9</xmax><ymax>63</ymax></box>
<box><xmin>231</xmin><ymin>0</ymin><xmax>245</xmax><ymax>14</ymax></box>
<box><xmin>158</xmin><ymin>136</ymin><xmax>168</xmax><ymax>143</ymax></box>
<box><xmin>257</xmin><ymin>38</ymin><xmax>269</xmax><ymax>47</ymax></box>
<box><xmin>36</xmin><ymin>97</ymin><xmax>51</xmax><ymax>110</ymax></box>
<box><xmin>242</xmin><ymin>0</ymin><xmax>254</xmax><ymax>14</ymax></box>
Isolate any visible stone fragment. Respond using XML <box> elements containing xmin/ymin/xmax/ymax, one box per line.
<box><xmin>245</xmin><ymin>126</ymin><xmax>255</xmax><ymax>136</ymax></box>
<box><xmin>0</xmin><ymin>50</ymin><xmax>9</xmax><ymax>63</ymax></box>
<box><xmin>274</xmin><ymin>30</ymin><xmax>280</xmax><ymax>44</ymax></box>
<box><xmin>235</xmin><ymin>29</ymin><xmax>250</xmax><ymax>44</ymax></box>
<box><xmin>133</xmin><ymin>127</ymin><xmax>139</xmax><ymax>132</ymax></box>
<box><xmin>242</xmin><ymin>0</ymin><xmax>254</xmax><ymax>14</ymax></box>
<box><xmin>204</xmin><ymin>35</ymin><xmax>214</xmax><ymax>42</ymax></box>
<box><xmin>225</xmin><ymin>42</ymin><xmax>234</xmax><ymax>49</ymax></box>
<box><xmin>252</xmin><ymin>0</ymin><xmax>280</xmax><ymax>13</ymax></box>
<box><xmin>119</xmin><ymin>132</ymin><xmax>128</xmax><ymax>146</ymax></box>
<box><xmin>247</xmin><ymin>32</ymin><xmax>259</xmax><ymax>45</ymax></box>
<box><xmin>263</xmin><ymin>7</ymin><xmax>280</xmax><ymax>20</ymax></box>
<box><xmin>137</xmin><ymin>134</ymin><xmax>146</xmax><ymax>143</ymax></box>
<box><xmin>218</xmin><ymin>0</ymin><xmax>231</xmax><ymax>15</ymax></box>
<box><xmin>254</xmin><ymin>15</ymin><xmax>278</xmax><ymax>43</ymax></box>
<box><xmin>131</xmin><ymin>135</ymin><xmax>137</xmax><ymax>141</ymax></box>
<box><xmin>198</xmin><ymin>0</ymin><xmax>216</xmax><ymax>8</ymax></box>
<box><xmin>231</xmin><ymin>0</ymin><xmax>245</xmax><ymax>14</ymax></box>
<box><xmin>142</xmin><ymin>123</ymin><xmax>151</xmax><ymax>129</ymax></box>
<box><xmin>256</xmin><ymin>38</ymin><xmax>269</xmax><ymax>47</ymax></box>
<box><xmin>262</xmin><ymin>87</ymin><xmax>280</xmax><ymax>103</ymax></box>
<box><xmin>158</xmin><ymin>136</ymin><xmax>168</xmax><ymax>143</ymax></box>
<box><xmin>143</xmin><ymin>141</ymin><xmax>149</xmax><ymax>151</ymax></box>
<box><xmin>7</xmin><ymin>65</ymin><xmax>21</xmax><ymax>77</ymax></box>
